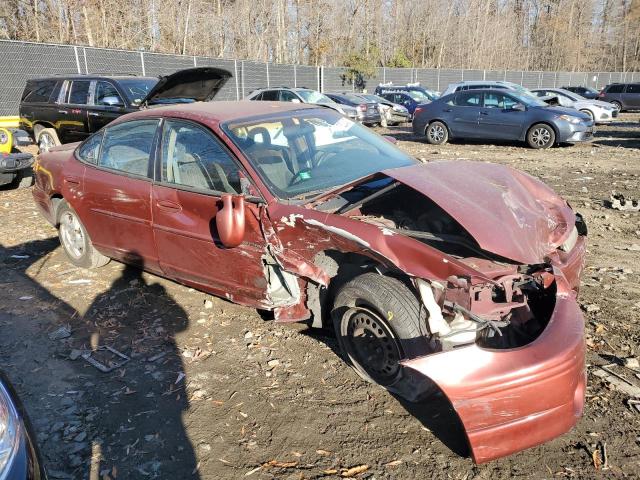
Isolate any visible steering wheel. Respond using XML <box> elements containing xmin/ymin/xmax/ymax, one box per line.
<box><xmin>288</xmin><ymin>168</ymin><xmax>313</xmax><ymax>187</ymax></box>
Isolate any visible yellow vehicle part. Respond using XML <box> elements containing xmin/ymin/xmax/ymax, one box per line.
<box><xmin>0</xmin><ymin>127</ymin><xmax>12</xmax><ymax>154</ymax></box>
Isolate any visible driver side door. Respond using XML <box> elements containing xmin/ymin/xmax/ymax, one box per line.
<box><xmin>87</xmin><ymin>80</ymin><xmax>127</xmax><ymax>132</ymax></box>
<box><xmin>478</xmin><ymin>92</ymin><xmax>526</xmax><ymax>140</ymax></box>
<box><xmin>151</xmin><ymin>119</ymin><xmax>269</xmax><ymax>304</ymax></box>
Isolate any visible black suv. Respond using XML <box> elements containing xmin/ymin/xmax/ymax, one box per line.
<box><xmin>597</xmin><ymin>83</ymin><xmax>640</xmax><ymax>111</ymax></box>
<box><xmin>19</xmin><ymin>67</ymin><xmax>231</xmax><ymax>151</ymax></box>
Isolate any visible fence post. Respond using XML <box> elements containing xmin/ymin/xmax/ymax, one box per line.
<box><xmin>520</xmin><ymin>71</ymin><xmax>524</xmax><ymax>86</ymax></box>
<box><xmin>483</xmin><ymin>69</ymin><xmax>486</xmax><ymax>81</ymax></box>
<box><xmin>266</xmin><ymin>61</ymin><xmax>270</xmax><ymax>87</ymax></box>
<box><xmin>293</xmin><ymin>64</ymin><xmax>297</xmax><ymax>88</ymax></box>
<box><xmin>82</xmin><ymin>47</ymin><xmax>88</xmax><ymax>74</ymax></box>
<box><xmin>436</xmin><ymin>69</ymin><xmax>440</xmax><ymax>92</ymax></box>
<box><xmin>140</xmin><ymin>51</ymin><xmax>146</xmax><ymax>76</ymax></box>
<box><xmin>382</xmin><ymin>67</ymin><xmax>386</xmax><ymax>84</ymax></box>
<box><xmin>319</xmin><ymin>66</ymin><xmax>324</xmax><ymax>92</ymax></box>
<box><xmin>234</xmin><ymin>59</ymin><xmax>239</xmax><ymax>100</ymax></box>
<box><xmin>241</xmin><ymin>61</ymin><xmax>245</xmax><ymax>98</ymax></box>
<box><xmin>193</xmin><ymin>56</ymin><xmax>197</xmax><ymax>67</ymax></box>
<box><xmin>73</xmin><ymin>46</ymin><xmax>81</xmax><ymax>74</ymax></box>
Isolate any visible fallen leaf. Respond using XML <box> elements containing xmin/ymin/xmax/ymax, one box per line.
<box><xmin>323</xmin><ymin>469</ymin><xmax>338</xmax><ymax>475</ymax></box>
<box><xmin>593</xmin><ymin>449</ymin><xmax>602</xmax><ymax>470</ymax></box>
<box><xmin>384</xmin><ymin>460</ymin><xmax>402</xmax><ymax>467</ymax></box>
<box><xmin>262</xmin><ymin>460</ymin><xmax>298</xmax><ymax>469</ymax></box>
<box><xmin>341</xmin><ymin>465</ymin><xmax>369</xmax><ymax>477</ymax></box>
<box><xmin>316</xmin><ymin>449</ymin><xmax>331</xmax><ymax>456</ymax></box>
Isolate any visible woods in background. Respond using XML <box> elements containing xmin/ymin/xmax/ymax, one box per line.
<box><xmin>1</xmin><ymin>0</ymin><xmax>639</xmax><ymax>72</ymax></box>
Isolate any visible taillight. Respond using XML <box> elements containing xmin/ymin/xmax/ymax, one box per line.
<box><xmin>597</xmin><ymin>91</ymin><xmax>605</xmax><ymax>97</ymax></box>
<box><xmin>358</xmin><ymin>104</ymin><xmax>367</xmax><ymax>112</ymax></box>
<box><xmin>414</xmin><ymin>107</ymin><xmax>423</xmax><ymax>115</ymax></box>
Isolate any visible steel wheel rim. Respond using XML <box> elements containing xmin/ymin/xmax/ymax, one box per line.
<box><xmin>344</xmin><ymin>306</ymin><xmax>402</xmax><ymax>383</ymax></box>
<box><xmin>531</xmin><ymin>127</ymin><xmax>551</xmax><ymax>147</ymax></box>
<box><xmin>39</xmin><ymin>133</ymin><xmax>54</xmax><ymax>152</ymax></box>
<box><xmin>428</xmin><ymin>124</ymin><xmax>445</xmax><ymax>143</ymax></box>
<box><xmin>60</xmin><ymin>212</ymin><xmax>85</xmax><ymax>259</ymax></box>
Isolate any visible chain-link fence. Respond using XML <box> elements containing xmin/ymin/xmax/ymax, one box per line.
<box><xmin>1</xmin><ymin>39</ymin><xmax>639</xmax><ymax>116</ymax></box>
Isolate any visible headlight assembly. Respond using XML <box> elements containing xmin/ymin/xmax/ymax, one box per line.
<box><xmin>0</xmin><ymin>381</ymin><xmax>20</xmax><ymax>479</ymax></box>
<box><xmin>0</xmin><ymin>131</ymin><xmax>8</xmax><ymax>145</ymax></box>
<box><xmin>558</xmin><ymin>114</ymin><xmax>581</xmax><ymax>124</ymax></box>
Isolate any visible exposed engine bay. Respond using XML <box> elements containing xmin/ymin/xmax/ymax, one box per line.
<box><xmin>340</xmin><ymin>183</ymin><xmax>558</xmax><ymax>351</ymax></box>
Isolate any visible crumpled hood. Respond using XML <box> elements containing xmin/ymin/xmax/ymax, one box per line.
<box><xmin>383</xmin><ymin>161</ymin><xmax>576</xmax><ymax>264</ymax></box>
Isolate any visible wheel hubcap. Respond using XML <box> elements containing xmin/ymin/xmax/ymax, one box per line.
<box><xmin>39</xmin><ymin>133</ymin><xmax>54</xmax><ymax>152</ymax></box>
<box><xmin>344</xmin><ymin>307</ymin><xmax>402</xmax><ymax>383</ymax></box>
<box><xmin>60</xmin><ymin>212</ymin><xmax>85</xmax><ymax>259</ymax></box>
<box><xmin>428</xmin><ymin>124</ymin><xmax>445</xmax><ymax>142</ymax></box>
<box><xmin>531</xmin><ymin>127</ymin><xmax>551</xmax><ymax>147</ymax></box>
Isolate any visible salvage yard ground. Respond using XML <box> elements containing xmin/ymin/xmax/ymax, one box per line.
<box><xmin>1</xmin><ymin>114</ymin><xmax>639</xmax><ymax>479</ymax></box>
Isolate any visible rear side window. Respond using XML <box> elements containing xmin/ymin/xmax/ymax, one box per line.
<box><xmin>261</xmin><ymin>90</ymin><xmax>279</xmax><ymax>101</ymax></box>
<box><xmin>627</xmin><ymin>84</ymin><xmax>640</xmax><ymax>93</ymax></box>
<box><xmin>453</xmin><ymin>92</ymin><xmax>482</xmax><ymax>106</ymax></box>
<box><xmin>606</xmin><ymin>84</ymin><xmax>625</xmax><ymax>93</ymax></box>
<box><xmin>68</xmin><ymin>80</ymin><xmax>91</xmax><ymax>104</ymax></box>
<box><xmin>77</xmin><ymin>131</ymin><xmax>103</xmax><ymax>164</ymax></box>
<box><xmin>23</xmin><ymin>80</ymin><xmax>57</xmax><ymax>103</ymax></box>
<box><xmin>98</xmin><ymin>120</ymin><xmax>159</xmax><ymax>177</ymax></box>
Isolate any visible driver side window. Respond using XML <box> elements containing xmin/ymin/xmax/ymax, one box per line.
<box><xmin>95</xmin><ymin>81</ymin><xmax>123</xmax><ymax>106</ymax></box>
<box><xmin>160</xmin><ymin>120</ymin><xmax>241</xmax><ymax>194</ymax></box>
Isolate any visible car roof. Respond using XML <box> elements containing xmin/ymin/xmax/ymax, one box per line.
<box><xmin>27</xmin><ymin>74</ymin><xmax>157</xmax><ymax>81</ymax></box>
<box><xmin>120</xmin><ymin>100</ymin><xmax>319</xmax><ymax>124</ymax></box>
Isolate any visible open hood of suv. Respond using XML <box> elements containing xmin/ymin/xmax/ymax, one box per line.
<box><xmin>142</xmin><ymin>67</ymin><xmax>232</xmax><ymax>105</ymax></box>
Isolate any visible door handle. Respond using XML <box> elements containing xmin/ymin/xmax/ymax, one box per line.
<box><xmin>88</xmin><ymin>112</ymin><xmax>101</xmax><ymax>117</ymax></box>
<box><xmin>64</xmin><ymin>176</ymin><xmax>80</xmax><ymax>186</ymax></box>
<box><xmin>480</xmin><ymin>111</ymin><xmax>489</xmax><ymax>115</ymax></box>
<box><xmin>58</xmin><ymin>109</ymin><xmax>68</xmax><ymax>114</ymax></box>
<box><xmin>156</xmin><ymin>200</ymin><xmax>182</xmax><ymax>213</ymax></box>
<box><xmin>443</xmin><ymin>108</ymin><xmax>452</xmax><ymax>112</ymax></box>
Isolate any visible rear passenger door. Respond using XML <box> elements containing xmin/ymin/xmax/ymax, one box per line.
<box><xmin>78</xmin><ymin>119</ymin><xmax>161</xmax><ymax>270</ymax></box>
<box><xmin>151</xmin><ymin>119</ymin><xmax>268</xmax><ymax>302</ymax></box>
<box><xmin>87</xmin><ymin>80</ymin><xmax>127</xmax><ymax>132</ymax></box>
<box><xmin>623</xmin><ymin>84</ymin><xmax>640</xmax><ymax>109</ymax></box>
<box><xmin>58</xmin><ymin>80</ymin><xmax>92</xmax><ymax>143</ymax></box>
<box><xmin>448</xmin><ymin>91</ymin><xmax>483</xmax><ymax>137</ymax></box>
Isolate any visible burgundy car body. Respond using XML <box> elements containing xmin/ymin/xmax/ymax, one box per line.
<box><xmin>32</xmin><ymin>100</ymin><xmax>587</xmax><ymax>464</ymax></box>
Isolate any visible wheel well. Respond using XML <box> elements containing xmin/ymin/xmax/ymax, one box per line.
<box><xmin>579</xmin><ymin>108</ymin><xmax>594</xmax><ymax>117</ymax></box>
<box><xmin>424</xmin><ymin>119</ymin><xmax>450</xmax><ymax>136</ymax></box>
<box><xmin>306</xmin><ymin>250</ymin><xmax>415</xmax><ymax>329</ymax></box>
<box><xmin>33</xmin><ymin>123</ymin><xmax>55</xmax><ymax>137</ymax></box>
<box><xmin>50</xmin><ymin>194</ymin><xmax>64</xmax><ymax>226</ymax></box>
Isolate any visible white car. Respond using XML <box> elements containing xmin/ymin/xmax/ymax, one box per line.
<box><xmin>531</xmin><ymin>88</ymin><xmax>619</xmax><ymax>124</ymax></box>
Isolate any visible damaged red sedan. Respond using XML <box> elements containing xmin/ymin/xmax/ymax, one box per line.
<box><xmin>32</xmin><ymin>74</ymin><xmax>587</xmax><ymax>464</ymax></box>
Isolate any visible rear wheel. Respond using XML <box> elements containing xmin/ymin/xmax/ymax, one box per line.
<box><xmin>611</xmin><ymin>101</ymin><xmax>622</xmax><ymax>111</ymax></box>
<box><xmin>526</xmin><ymin>123</ymin><xmax>555</xmax><ymax>149</ymax></box>
<box><xmin>37</xmin><ymin>128</ymin><xmax>60</xmax><ymax>153</ymax></box>
<box><xmin>425</xmin><ymin>121</ymin><xmax>449</xmax><ymax>145</ymax></box>
<box><xmin>332</xmin><ymin>273</ymin><xmax>435</xmax><ymax>401</ymax></box>
<box><xmin>57</xmin><ymin>202</ymin><xmax>110</xmax><ymax>269</ymax></box>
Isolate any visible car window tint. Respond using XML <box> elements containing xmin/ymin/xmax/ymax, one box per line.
<box><xmin>68</xmin><ymin>80</ymin><xmax>91</xmax><ymax>104</ymax></box>
<box><xmin>99</xmin><ymin>120</ymin><xmax>158</xmax><ymax>176</ymax></box>
<box><xmin>261</xmin><ymin>90</ymin><xmax>279</xmax><ymax>101</ymax></box>
<box><xmin>77</xmin><ymin>131</ymin><xmax>103</xmax><ymax>164</ymax></box>
<box><xmin>484</xmin><ymin>92</ymin><xmax>517</xmax><ymax>109</ymax></box>
<box><xmin>627</xmin><ymin>84</ymin><xmax>640</xmax><ymax>93</ymax></box>
<box><xmin>453</xmin><ymin>92</ymin><xmax>482</xmax><ymax>106</ymax></box>
<box><xmin>95</xmin><ymin>81</ymin><xmax>124</xmax><ymax>106</ymax></box>
<box><xmin>607</xmin><ymin>84</ymin><xmax>624</xmax><ymax>93</ymax></box>
<box><xmin>24</xmin><ymin>80</ymin><xmax>57</xmax><ymax>103</ymax></box>
<box><xmin>161</xmin><ymin>120</ymin><xmax>240</xmax><ymax>194</ymax></box>
<box><xmin>279</xmin><ymin>90</ymin><xmax>298</xmax><ymax>102</ymax></box>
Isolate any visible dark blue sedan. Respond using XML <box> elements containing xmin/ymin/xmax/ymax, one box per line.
<box><xmin>412</xmin><ymin>89</ymin><xmax>594</xmax><ymax>149</ymax></box>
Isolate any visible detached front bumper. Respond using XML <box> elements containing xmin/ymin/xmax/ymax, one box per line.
<box><xmin>402</xmin><ymin>235</ymin><xmax>587</xmax><ymax>464</ymax></box>
<box><xmin>0</xmin><ymin>153</ymin><xmax>34</xmax><ymax>186</ymax></box>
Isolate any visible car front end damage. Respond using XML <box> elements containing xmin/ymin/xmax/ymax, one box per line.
<box><xmin>291</xmin><ymin>161</ymin><xmax>588</xmax><ymax>463</ymax></box>
<box><xmin>0</xmin><ymin>128</ymin><xmax>33</xmax><ymax>187</ymax></box>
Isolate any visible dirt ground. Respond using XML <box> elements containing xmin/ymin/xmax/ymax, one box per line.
<box><xmin>1</xmin><ymin>114</ymin><xmax>639</xmax><ymax>480</ymax></box>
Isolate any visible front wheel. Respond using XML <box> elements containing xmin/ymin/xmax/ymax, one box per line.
<box><xmin>526</xmin><ymin>123</ymin><xmax>555</xmax><ymax>149</ymax></box>
<box><xmin>425</xmin><ymin>121</ymin><xmax>449</xmax><ymax>145</ymax></box>
<box><xmin>37</xmin><ymin>128</ymin><xmax>60</xmax><ymax>153</ymax></box>
<box><xmin>57</xmin><ymin>202</ymin><xmax>110</xmax><ymax>269</ymax></box>
<box><xmin>332</xmin><ymin>273</ymin><xmax>436</xmax><ymax>401</ymax></box>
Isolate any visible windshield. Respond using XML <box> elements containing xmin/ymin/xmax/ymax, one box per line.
<box><xmin>117</xmin><ymin>78</ymin><xmax>158</xmax><ymax>104</ymax></box>
<box><xmin>556</xmin><ymin>89</ymin><xmax>582</xmax><ymax>101</ymax></box>
<box><xmin>223</xmin><ymin>109</ymin><xmax>415</xmax><ymax>200</ymax></box>
<box><xmin>407</xmin><ymin>90</ymin><xmax>430</xmax><ymax>101</ymax></box>
<box><xmin>297</xmin><ymin>90</ymin><xmax>333</xmax><ymax>104</ymax></box>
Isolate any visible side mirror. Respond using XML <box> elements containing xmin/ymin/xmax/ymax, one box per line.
<box><xmin>102</xmin><ymin>96</ymin><xmax>123</xmax><ymax>107</ymax></box>
<box><xmin>217</xmin><ymin>194</ymin><xmax>245</xmax><ymax>248</ymax></box>
<box><xmin>512</xmin><ymin>103</ymin><xmax>525</xmax><ymax>112</ymax></box>
<box><xmin>382</xmin><ymin>135</ymin><xmax>397</xmax><ymax>144</ymax></box>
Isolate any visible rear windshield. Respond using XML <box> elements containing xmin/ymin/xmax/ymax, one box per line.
<box><xmin>117</xmin><ymin>78</ymin><xmax>159</xmax><ymax>104</ymax></box>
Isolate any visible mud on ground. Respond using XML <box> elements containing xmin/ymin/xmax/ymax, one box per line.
<box><xmin>1</xmin><ymin>115</ymin><xmax>639</xmax><ymax>479</ymax></box>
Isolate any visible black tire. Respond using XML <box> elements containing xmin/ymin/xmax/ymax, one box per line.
<box><xmin>579</xmin><ymin>109</ymin><xmax>594</xmax><ymax>122</ymax></box>
<box><xmin>425</xmin><ymin>121</ymin><xmax>449</xmax><ymax>145</ymax></box>
<box><xmin>526</xmin><ymin>123</ymin><xmax>556</xmax><ymax>149</ymax></box>
<box><xmin>57</xmin><ymin>201</ymin><xmax>110</xmax><ymax>269</ymax></box>
<box><xmin>332</xmin><ymin>273</ymin><xmax>435</xmax><ymax>401</ymax></box>
<box><xmin>37</xmin><ymin>127</ymin><xmax>60</xmax><ymax>153</ymax></box>
<box><xmin>611</xmin><ymin>101</ymin><xmax>622</xmax><ymax>112</ymax></box>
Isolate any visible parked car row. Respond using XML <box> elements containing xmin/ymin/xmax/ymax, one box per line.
<box><xmin>16</xmin><ymin>68</ymin><xmax>637</xmax><ymax>157</ymax></box>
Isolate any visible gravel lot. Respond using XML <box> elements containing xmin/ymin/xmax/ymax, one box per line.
<box><xmin>1</xmin><ymin>114</ymin><xmax>639</xmax><ymax>479</ymax></box>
